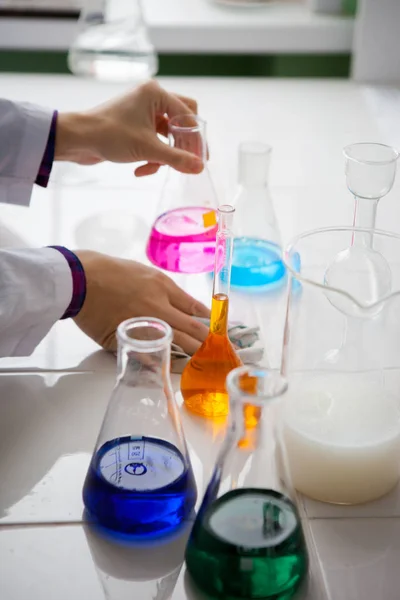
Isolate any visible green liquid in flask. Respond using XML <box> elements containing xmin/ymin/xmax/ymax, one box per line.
<box><xmin>185</xmin><ymin>488</ymin><xmax>308</xmax><ymax>600</ymax></box>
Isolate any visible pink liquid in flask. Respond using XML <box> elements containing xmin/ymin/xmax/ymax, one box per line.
<box><xmin>146</xmin><ymin>206</ymin><xmax>217</xmax><ymax>273</ymax></box>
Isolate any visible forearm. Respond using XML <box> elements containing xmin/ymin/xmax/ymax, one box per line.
<box><xmin>0</xmin><ymin>99</ymin><xmax>93</xmax><ymax>205</ymax></box>
<box><xmin>0</xmin><ymin>100</ymin><xmax>53</xmax><ymax>206</ymax></box>
<box><xmin>0</xmin><ymin>247</ymin><xmax>85</xmax><ymax>357</ymax></box>
<box><xmin>54</xmin><ymin>111</ymin><xmax>98</xmax><ymax>164</ymax></box>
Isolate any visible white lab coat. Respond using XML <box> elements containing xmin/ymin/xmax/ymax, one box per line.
<box><xmin>0</xmin><ymin>100</ymin><xmax>72</xmax><ymax>357</ymax></box>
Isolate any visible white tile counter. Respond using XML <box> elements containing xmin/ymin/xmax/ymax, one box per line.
<box><xmin>1</xmin><ymin>74</ymin><xmax>400</xmax><ymax>599</ymax></box>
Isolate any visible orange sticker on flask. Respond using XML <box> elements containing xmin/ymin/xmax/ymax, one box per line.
<box><xmin>203</xmin><ymin>210</ymin><xmax>217</xmax><ymax>228</ymax></box>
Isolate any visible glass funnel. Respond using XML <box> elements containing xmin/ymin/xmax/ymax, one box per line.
<box><xmin>325</xmin><ymin>143</ymin><xmax>398</xmax><ymax>311</ymax></box>
<box><xmin>231</xmin><ymin>142</ymin><xmax>286</xmax><ymax>291</ymax></box>
<box><xmin>146</xmin><ymin>114</ymin><xmax>219</xmax><ymax>274</ymax></box>
<box><xmin>281</xmin><ymin>227</ymin><xmax>400</xmax><ymax>505</ymax></box>
<box><xmin>68</xmin><ymin>0</ymin><xmax>158</xmax><ymax>82</ymax></box>
<box><xmin>185</xmin><ymin>366</ymin><xmax>309</xmax><ymax>600</ymax></box>
<box><xmin>180</xmin><ymin>205</ymin><xmax>243</xmax><ymax>419</ymax></box>
<box><xmin>82</xmin><ymin>317</ymin><xmax>197</xmax><ymax>537</ymax></box>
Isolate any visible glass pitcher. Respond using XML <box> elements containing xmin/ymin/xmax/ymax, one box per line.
<box><xmin>281</xmin><ymin>227</ymin><xmax>400</xmax><ymax>505</ymax></box>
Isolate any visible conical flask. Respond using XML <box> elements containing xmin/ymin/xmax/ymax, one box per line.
<box><xmin>146</xmin><ymin>115</ymin><xmax>219</xmax><ymax>274</ymax></box>
<box><xmin>185</xmin><ymin>366</ymin><xmax>309</xmax><ymax>600</ymax></box>
<box><xmin>82</xmin><ymin>317</ymin><xmax>197</xmax><ymax>537</ymax></box>
<box><xmin>68</xmin><ymin>0</ymin><xmax>158</xmax><ymax>82</ymax></box>
<box><xmin>180</xmin><ymin>205</ymin><xmax>243</xmax><ymax>419</ymax></box>
<box><xmin>231</xmin><ymin>142</ymin><xmax>286</xmax><ymax>290</ymax></box>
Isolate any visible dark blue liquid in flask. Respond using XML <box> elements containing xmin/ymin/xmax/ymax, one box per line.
<box><xmin>83</xmin><ymin>318</ymin><xmax>197</xmax><ymax>539</ymax></box>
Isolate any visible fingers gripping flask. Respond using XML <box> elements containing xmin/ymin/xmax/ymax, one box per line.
<box><xmin>185</xmin><ymin>366</ymin><xmax>309</xmax><ymax>600</ymax></box>
<box><xmin>180</xmin><ymin>205</ymin><xmax>242</xmax><ymax>419</ymax></box>
<box><xmin>146</xmin><ymin>115</ymin><xmax>219</xmax><ymax>274</ymax></box>
<box><xmin>83</xmin><ymin>318</ymin><xmax>197</xmax><ymax>537</ymax></box>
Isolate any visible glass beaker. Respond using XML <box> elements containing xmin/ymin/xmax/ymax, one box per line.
<box><xmin>185</xmin><ymin>366</ymin><xmax>309</xmax><ymax>600</ymax></box>
<box><xmin>325</xmin><ymin>143</ymin><xmax>398</xmax><ymax>309</ymax></box>
<box><xmin>82</xmin><ymin>317</ymin><xmax>197</xmax><ymax>537</ymax></box>
<box><xmin>146</xmin><ymin>115</ymin><xmax>219</xmax><ymax>274</ymax></box>
<box><xmin>180</xmin><ymin>205</ymin><xmax>243</xmax><ymax>419</ymax></box>
<box><xmin>68</xmin><ymin>0</ymin><xmax>158</xmax><ymax>82</ymax></box>
<box><xmin>231</xmin><ymin>142</ymin><xmax>286</xmax><ymax>291</ymax></box>
<box><xmin>281</xmin><ymin>227</ymin><xmax>400</xmax><ymax>505</ymax></box>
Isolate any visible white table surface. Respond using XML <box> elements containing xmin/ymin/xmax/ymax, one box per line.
<box><xmin>1</xmin><ymin>74</ymin><xmax>400</xmax><ymax>600</ymax></box>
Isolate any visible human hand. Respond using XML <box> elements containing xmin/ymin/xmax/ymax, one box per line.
<box><xmin>55</xmin><ymin>80</ymin><xmax>203</xmax><ymax>176</ymax></box>
<box><xmin>73</xmin><ymin>251</ymin><xmax>210</xmax><ymax>354</ymax></box>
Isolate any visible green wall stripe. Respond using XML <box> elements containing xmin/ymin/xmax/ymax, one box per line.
<box><xmin>0</xmin><ymin>51</ymin><xmax>351</xmax><ymax>78</ymax></box>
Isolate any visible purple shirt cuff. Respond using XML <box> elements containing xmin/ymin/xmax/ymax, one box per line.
<box><xmin>49</xmin><ymin>246</ymin><xmax>87</xmax><ymax>320</ymax></box>
<box><xmin>36</xmin><ymin>110</ymin><xmax>57</xmax><ymax>188</ymax></box>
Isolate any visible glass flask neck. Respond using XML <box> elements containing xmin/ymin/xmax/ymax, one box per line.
<box><xmin>228</xmin><ymin>367</ymin><xmax>288</xmax><ymax>434</ymax></box>
<box><xmin>238</xmin><ymin>142</ymin><xmax>271</xmax><ymax>188</ymax></box>
<box><xmin>209</xmin><ymin>293</ymin><xmax>229</xmax><ymax>336</ymax></box>
<box><xmin>117</xmin><ymin>318</ymin><xmax>172</xmax><ymax>385</ymax></box>
<box><xmin>80</xmin><ymin>0</ymin><xmax>144</xmax><ymax>23</ymax></box>
<box><xmin>169</xmin><ymin>115</ymin><xmax>207</xmax><ymax>163</ymax></box>
<box><xmin>211</xmin><ymin>205</ymin><xmax>235</xmax><ymax>335</ymax></box>
<box><xmin>105</xmin><ymin>0</ymin><xmax>144</xmax><ymax>22</ymax></box>
<box><xmin>207</xmin><ymin>366</ymin><xmax>293</xmax><ymax>494</ymax></box>
<box><xmin>351</xmin><ymin>195</ymin><xmax>378</xmax><ymax>248</ymax></box>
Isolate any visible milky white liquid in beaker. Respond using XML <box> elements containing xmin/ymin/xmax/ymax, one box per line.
<box><xmin>283</xmin><ymin>381</ymin><xmax>400</xmax><ymax>504</ymax></box>
<box><xmin>146</xmin><ymin>207</ymin><xmax>217</xmax><ymax>273</ymax></box>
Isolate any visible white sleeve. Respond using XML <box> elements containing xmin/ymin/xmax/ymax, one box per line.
<box><xmin>0</xmin><ymin>100</ymin><xmax>53</xmax><ymax>206</ymax></box>
<box><xmin>0</xmin><ymin>247</ymin><xmax>72</xmax><ymax>357</ymax></box>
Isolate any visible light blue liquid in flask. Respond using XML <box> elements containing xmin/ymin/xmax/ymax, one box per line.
<box><xmin>83</xmin><ymin>318</ymin><xmax>197</xmax><ymax>539</ymax></box>
<box><xmin>231</xmin><ymin>142</ymin><xmax>286</xmax><ymax>291</ymax></box>
<box><xmin>231</xmin><ymin>238</ymin><xmax>285</xmax><ymax>288</ymax></box>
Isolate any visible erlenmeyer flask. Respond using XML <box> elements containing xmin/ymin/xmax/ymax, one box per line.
<box><xmin>82</xmin><ymin>317</ymin><xmax>197</xmax><ymax>537</ymax></box>
<box><xmin>231</xmin><ymin>142</ymin><xmax>286</xmax><ymax>291</ymax></box>
<box><xmin>68</xmin><ymin>0</ymin><xmax>158</xmax><ymax>82</ymax></box>
<box><xmin>146</xmin><ymin>115</ymin><xmax>219</xmax><ymax>274</ymax></box>
<box><xmin>185</xmin><ymin>366</ymin><xmax>309</xmax><ymax>600</ymax></box>
<box><xmin>180</xmin><ymin>205</ymin><xmax>243</xmax><ymax>419</ymax></box>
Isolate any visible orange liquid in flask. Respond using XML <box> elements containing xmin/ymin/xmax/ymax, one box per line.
<box><xmin>181</xmin><ymin>293</ymin><xmax>259</xmax><ymax>425</ymax></box>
